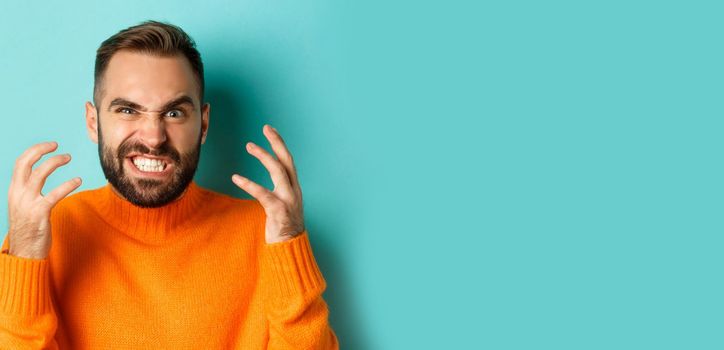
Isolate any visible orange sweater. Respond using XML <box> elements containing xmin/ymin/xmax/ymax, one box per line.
<box><xmin>0</xmin><ymin>181</ymin><xmax>339</xmax><ymax>349</ymax></box>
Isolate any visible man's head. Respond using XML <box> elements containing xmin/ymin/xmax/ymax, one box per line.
<box><xmin>84</xmin><ymin>20</ymin><xmax>210</xmax><ymax>208</ymax></box>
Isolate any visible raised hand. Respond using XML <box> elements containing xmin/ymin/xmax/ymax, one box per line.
<box><xmin>6</xmin><ymin>141</ymin><xmax>82</xmax><ymax>259</ymax></box>
<box><xmin>231</xmin><ymin>125</ymin><xmax>305</xmax><ymax>244</ymax></box>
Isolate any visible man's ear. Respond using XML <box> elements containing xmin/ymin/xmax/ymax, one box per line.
<box><xmin>85</xmin><ymin>101</ymin><xmax>99</xmax><ymax>144</ymax></box>
<box><xmin>201</xmin><ymin>102</ymin><xmax>210</xmax><ymax>145</ymax></box>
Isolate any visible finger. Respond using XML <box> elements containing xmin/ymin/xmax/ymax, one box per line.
<box><xmin>28</xmin><ymin>153</ymin><xmax>72</xmax><ymax>194</ymax></box>
<box><xmin>231</xmin><ymin>174</ymin><xmax>277</xmax><ymax>208</ymax></box>
<box><xmin>246</xmin><ymin>141</ymin><xmax>293</xmax><ymax>195</ymax></box>
<box><xmin>263</xmin><ymin>125</ymin><xmax>300</xmax><ymax>192</ymax></box>
<box><xmin>13</xmin><ymin>141</ymin><xmax>58</xmax><ymax>186</ymax></box>
<box><xmin>42</xmin><ymin>177</ymin><xmax>82</xmax><ymax>207</ymax></box>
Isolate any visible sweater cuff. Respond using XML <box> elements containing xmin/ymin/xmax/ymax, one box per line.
<box><xmin>260</xmin><ymin>230</ymin><xmax>327</xmax><ymax>300</ymax></box>
<box><xmin>0</xmin><ymin>249</ymin><xmax>53</xmax><ymax>316</ymax></box>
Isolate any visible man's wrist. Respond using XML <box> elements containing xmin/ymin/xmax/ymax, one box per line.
<box><xmin>7</xmin><ymin>246</ymin><xmax>47</xmax><ymax>259</ymax></box>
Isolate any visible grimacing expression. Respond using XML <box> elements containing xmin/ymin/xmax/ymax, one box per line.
<box><xmin>88</xmin><ymin>51</ymin><xmax>209</xmax><ymax>207</ymax></box>
<box><xmin>97</xmin><ymin>122</ymin><xmax>201</xmax><ymax>208</ymax></box>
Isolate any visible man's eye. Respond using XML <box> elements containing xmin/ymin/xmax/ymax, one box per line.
<box><xmin>165</xmin><ymin>110</ymin><xmax>184</xmax><ymax>118</ymax></box>
<box><xmin>117</xmin><ymin>108</ymin><xmax>134</xmax><ymax>114</ymax></box>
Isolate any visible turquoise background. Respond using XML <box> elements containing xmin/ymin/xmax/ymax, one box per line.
<box><xmin>1</xmin><ymin>0</ymin><xmax>721</xmax><ymax>348</ymax></box>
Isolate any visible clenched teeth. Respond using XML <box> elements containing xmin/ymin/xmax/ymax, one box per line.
<box><xmin>132</xmin><ymin>157</ymin><xmax>167</xmax><ymax>172</ymax></box>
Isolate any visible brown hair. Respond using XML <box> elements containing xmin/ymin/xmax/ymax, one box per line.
<box><xmin>93</xmin><ymin>20</ymin><xmax>205</xmax><ymax>108</ymax></box>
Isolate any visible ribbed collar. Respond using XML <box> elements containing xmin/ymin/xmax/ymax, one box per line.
<box><xmin>95</xmin><ymin>181</ymin><xmax>207</xmax><ymax>244</ymax></box>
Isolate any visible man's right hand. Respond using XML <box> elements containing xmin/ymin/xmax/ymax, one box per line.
<box><xmin>6</xmin><ymin>141</ymin><xmax>82</xmax><ymax>259</ymax></box>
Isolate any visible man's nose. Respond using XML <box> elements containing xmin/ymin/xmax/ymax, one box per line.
<box><xmin>138</xmin><ymin>117</ymin><xmax>167</xmax><ymax>149</ymax></box>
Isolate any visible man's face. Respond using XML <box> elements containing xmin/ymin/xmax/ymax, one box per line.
<box><xmin>85</xmin><ymin>50</ymin><xmax>210</xmax><ymax>208</ymax></box>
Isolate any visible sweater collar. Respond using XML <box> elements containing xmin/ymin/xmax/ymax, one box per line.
<box><xmin>96</xmin><ymin>180</ymin><xmax>206</xmax><ymax>243</ymax></box>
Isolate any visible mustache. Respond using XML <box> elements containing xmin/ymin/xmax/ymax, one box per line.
<box><xmin>117</xmin><ymin>141</ymin><xmax>182</xmax><ymax>164</ymax></box>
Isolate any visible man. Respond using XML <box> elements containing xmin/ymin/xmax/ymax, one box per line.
<box><xmin>0</xmin><ymin>20</ymin><xmax>339</xmax><ymax>349</ymax></box>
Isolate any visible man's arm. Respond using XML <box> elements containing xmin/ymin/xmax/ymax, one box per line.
<box><xmin>0</xmin><ymin>141</ymin><xmax>80</xmax><ymax>349</ymax></box>
<box><xmin>231</xmin><ymin>125</ymin><xmax>338</xmax><ymax>348</ymax></box>
<box><xmin>0</xmin><ymin>235</ymin><xmax>60</xmax><ymax>350</ymax></box>
<box><xmin>260</xmin><ymin>231</ymin><xmax>339</xmax><ymax>350</ymax></box>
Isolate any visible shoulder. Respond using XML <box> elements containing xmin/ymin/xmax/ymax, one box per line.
<box><xmin>193</xmin><ymin>185</ymin><xmax>267</xmax><ymax>246</ymax></box>
<box><xmin>47</xmin><ymin>185</ymin><xmax>107</xmax><ymax>236</ymax></box>
<box><xmin>52</xmin><ymin>185</ymin><xmax>103</xmax><ymax>217</ymax></box>
<box><xmin>194</xmin><ymin>184</ymin><xmax>265</xmax><ymax>219</ymax></box>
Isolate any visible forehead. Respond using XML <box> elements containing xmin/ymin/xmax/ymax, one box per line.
<box><xmin>102</xmin><ymin>50</ymin><xmax>198</xmax><ymax>108</ymax></box>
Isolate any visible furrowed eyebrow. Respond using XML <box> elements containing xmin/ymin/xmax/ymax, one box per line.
<box><xmin>107</xmin><ymin>95</ymin><xmax>196</xmax><ymax>112</ymax></box>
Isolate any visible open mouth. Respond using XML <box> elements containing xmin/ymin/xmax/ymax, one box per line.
<box><xmin>125</xmin><ymin>155</ymin><xmax>173</xmax><ymax>176</ymax></box>
<box><xmin>132</xmin><ymin>156</ymin><xmax>167</xmax><ymax>172</ymax></box>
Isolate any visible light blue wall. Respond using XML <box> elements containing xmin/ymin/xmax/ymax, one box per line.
<box><xmin>1</xmin><ymin>0</ymin><xmax>722</xmax><ymax>348</ymax></box>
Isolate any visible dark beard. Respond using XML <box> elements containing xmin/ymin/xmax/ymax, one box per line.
<box><xmin>97</xmin><ymin>124</ymin><xmax>202</xmax><ymax>208</ymax></box>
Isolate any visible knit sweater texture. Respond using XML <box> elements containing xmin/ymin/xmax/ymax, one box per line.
<box><xmin>0</xmin><ymin>181</ymin><xmax>339</xmax><ymax>349</ymax></box>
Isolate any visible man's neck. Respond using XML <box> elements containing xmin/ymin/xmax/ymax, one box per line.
<box><xmin>108</xmin><ymin>183</ymin><xmax>190</xmax><ymax>207</ymax></box>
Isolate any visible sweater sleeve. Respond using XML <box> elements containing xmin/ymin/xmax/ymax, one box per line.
<box><xmin>0</xmin><ymin>235</ymin><xmax>59</xmax><ymax>350</ymax></box>
<box><xmin>259</xmin><ymin>230</ymin><xmax>339</xmax><ymax>350</ymax></box>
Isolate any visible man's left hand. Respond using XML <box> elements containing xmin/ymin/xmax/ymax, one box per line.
<box><xmin>231</xmin><ymin>124</ymin><xmax>306</xmax><ymax>244</ymax></box>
